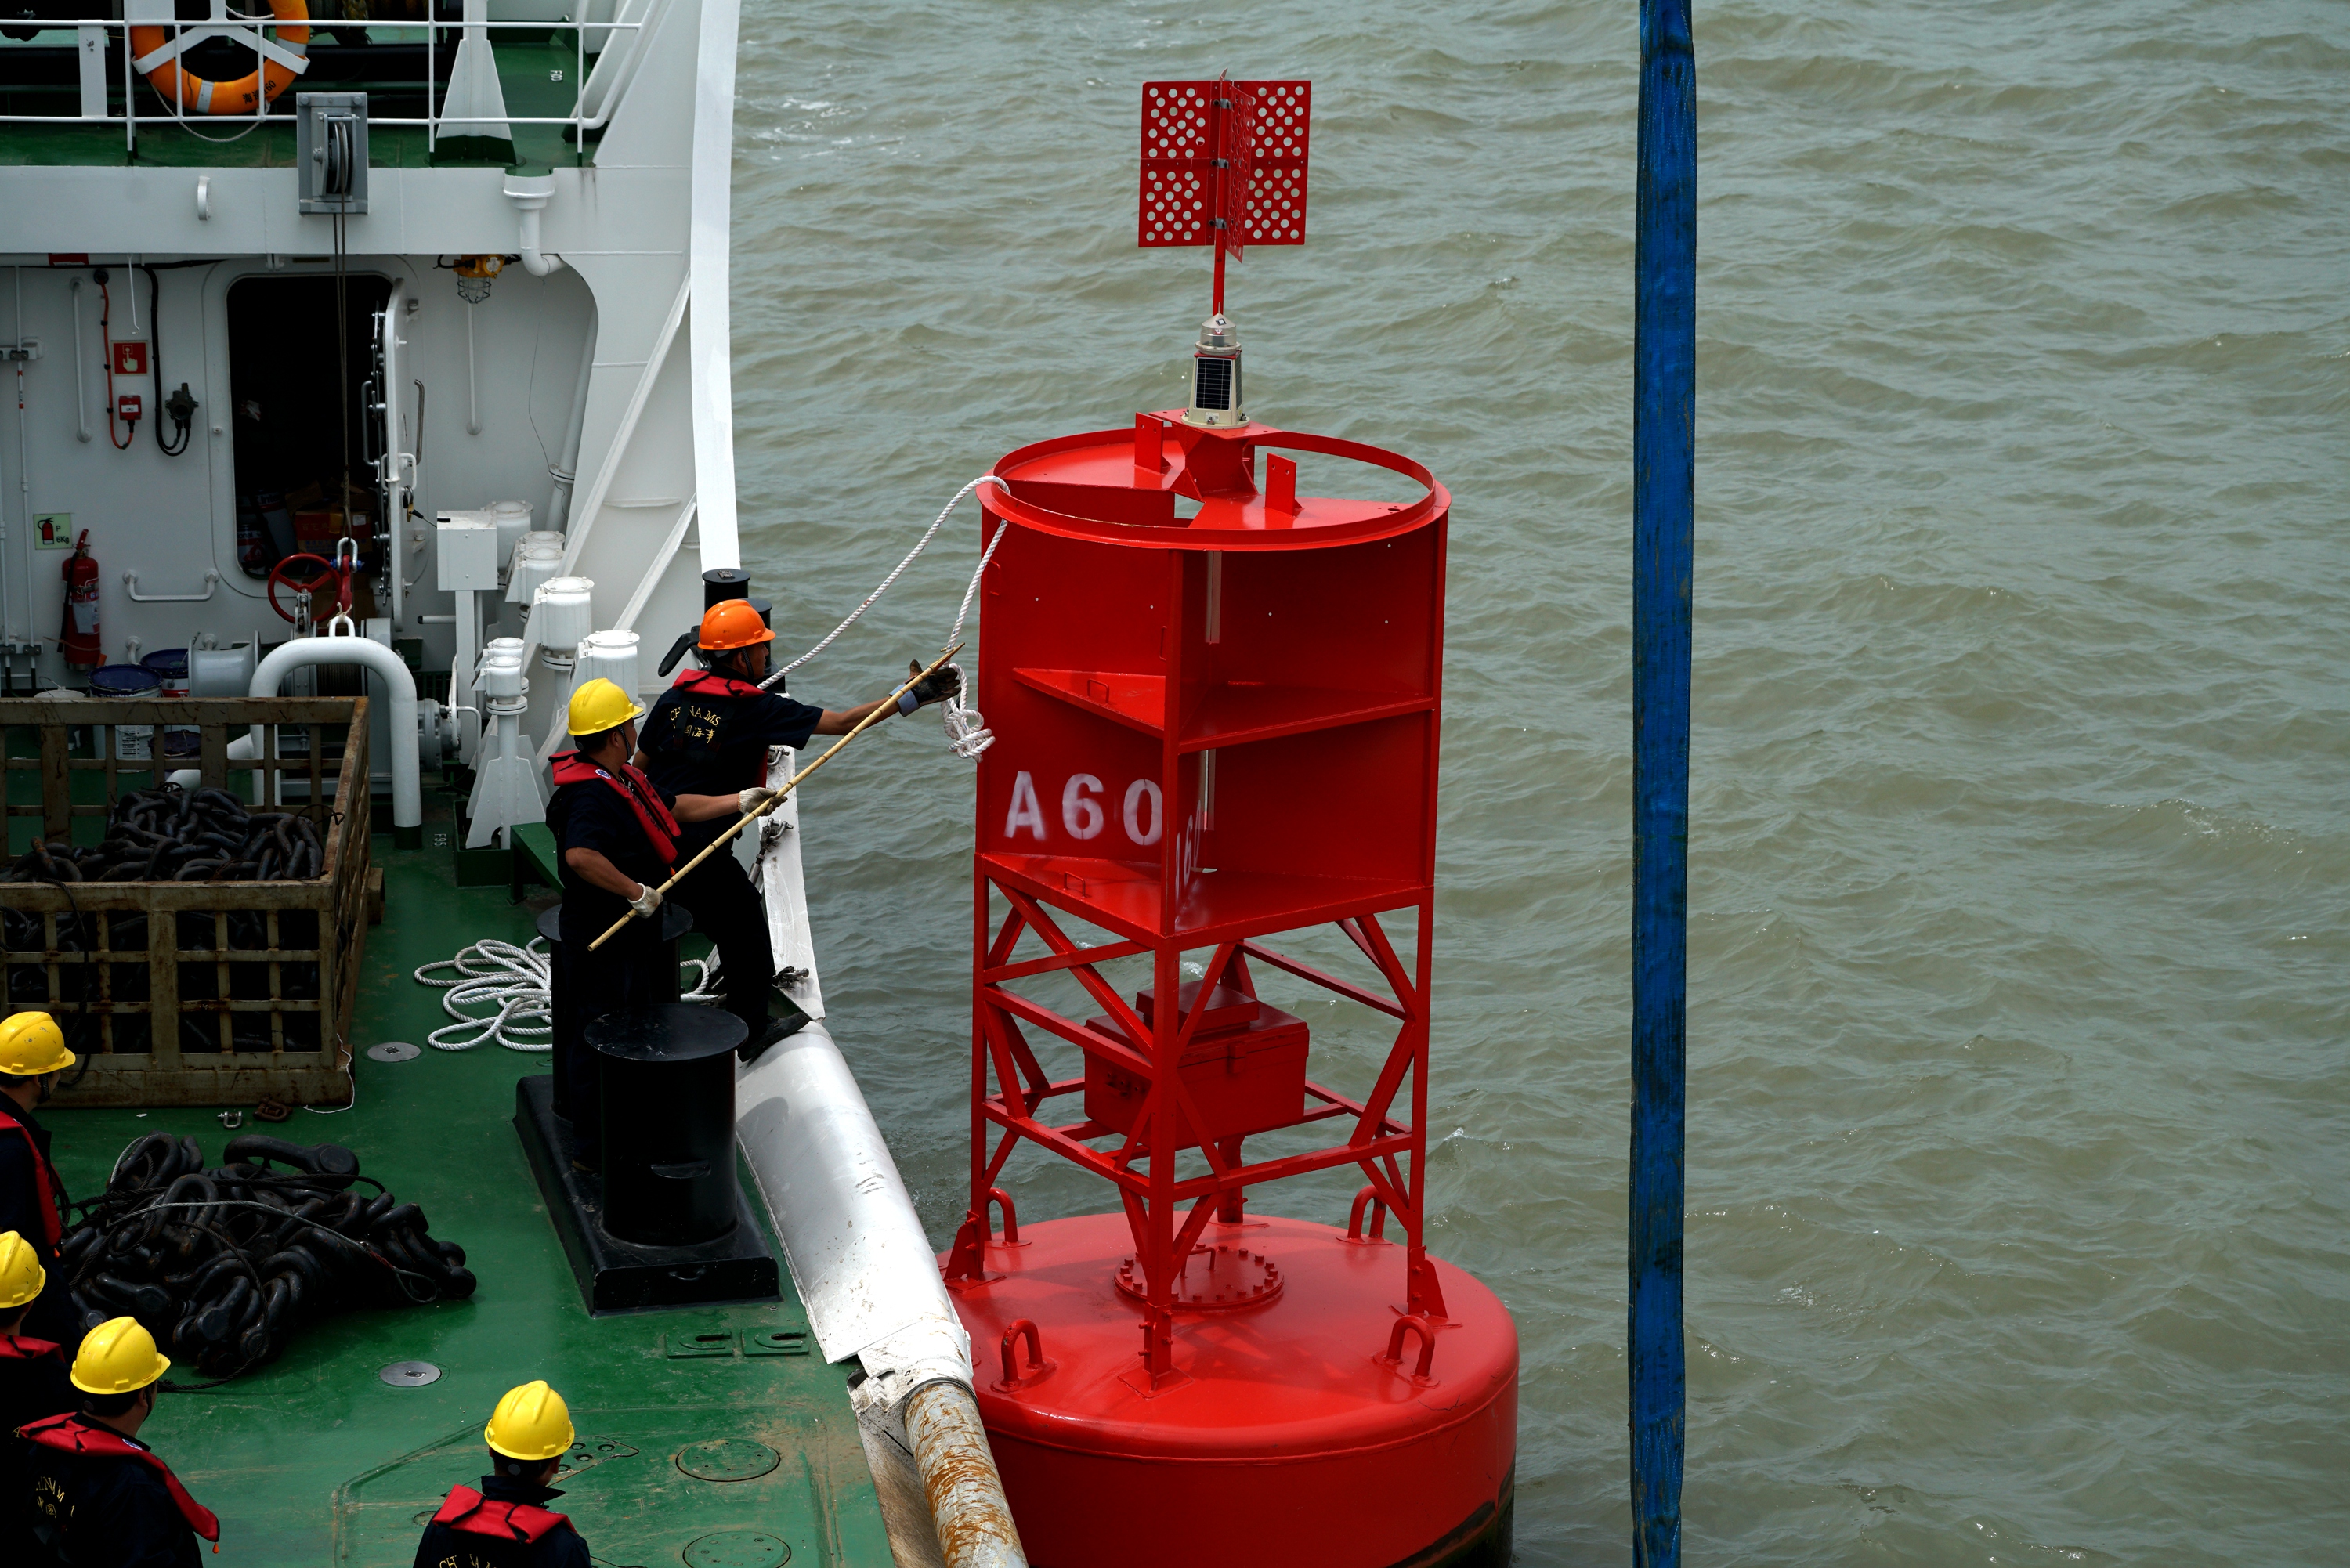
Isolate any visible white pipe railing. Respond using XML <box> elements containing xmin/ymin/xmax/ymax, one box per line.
<box><xmin>0</xmin><ymin>16</ymin><xmax>649</xmax><ymax>139</ymax></box>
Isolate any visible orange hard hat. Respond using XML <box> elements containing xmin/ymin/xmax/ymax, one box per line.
<box><xmin>698</xmin><ymin>598</ymin><xmax>775</xmax><ymax>652</ymax></box>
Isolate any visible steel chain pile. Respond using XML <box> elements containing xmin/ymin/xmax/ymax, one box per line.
<box><xmin>57</xmin><ymin>1133</ymin><xmax>475</xmax><ymax>1384</ymax></box>
<box><xmin>4</xmin><ymin>783</ymin><xmax>326</xmax><ymax>884</ymax></box>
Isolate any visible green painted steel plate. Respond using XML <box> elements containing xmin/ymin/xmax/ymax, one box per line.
<box><xmin>31</xmin><ymin>804</ymin><xmax>894</xmax><ymax>1565</ymax></box>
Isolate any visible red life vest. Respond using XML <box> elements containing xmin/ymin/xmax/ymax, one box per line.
<box><xmin>669</xmin><ymin>667</ymin><xmax>765</xmax><ymax>700</ymax></box>
<box><xmin>0</xmin><ymin>1099</ymin><xmax>63</xmax><ymax>1248</ymax></box>
<box><xmin>432</xmin><ymin>1483</ymin><xmax>573</xmax><ymax>1543</ymax></box>
<box><xmin>20</xmin><ymin>1413</ymin><xmax>220</xmax><ymax>1543</ymax></box>
<box><xmin>0</xmin><ymin>1332</ymin><xmax>61</xmax><ymax>1362</ymax></box>
<box><xmin>548</xmin><ymin>753</ymin><xmax>682</xmax><ymax>866</ymax></box>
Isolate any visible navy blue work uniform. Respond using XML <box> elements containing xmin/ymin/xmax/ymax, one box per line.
<box><xmin>0</xmin><ymin>1335</ymin><xmax>74</xmax><ymax>1561</ymax></box>
<box><xmin>17</xmin><ymin>1413</ymin><xmax>217</xmax><ymax>1566</ymax></box>
<box><xmin>0</xmin><ymin>1100</ymin><xmax>68</xmax><ymax>1343</ymax></box>
<box><xmin>413</xmin><ymin>1474</ymin><xmax>593</xmax><ymax>1568</ymax></box>
<box><xmin>544</xmin><ymin>754</ymin><xmax>683</xmax><ymax>1164</ymax></box>
<box><xmin>636</xmin><ymin>670</ymin><xmax>821</xmax><ymax>1041</ymax></box>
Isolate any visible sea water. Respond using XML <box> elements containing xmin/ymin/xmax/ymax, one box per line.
<box><xmin>727</xmin><ymin>2</ymin><xmax>2348</xmax><ymax>1560</ymax></box>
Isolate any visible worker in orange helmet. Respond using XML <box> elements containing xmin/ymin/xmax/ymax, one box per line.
<box><xmin>634</xmin><ymin>597</ymin><xmax>960</xmax><ymax>1060</ymax></box>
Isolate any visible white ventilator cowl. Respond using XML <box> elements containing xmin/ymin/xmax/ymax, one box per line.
<box><xmin>577</xmin><ymin>630</ymin><xmax>642</xmax><ymax>702</ymax></box>
<box><xmin>532</xmin><ymin>576</ymin><xmax>595</xmax><ymax>654</ymax></box>
<box><xmin>506</xmin><ymin>543</ymin><xmax>563</xmax><ymax>605</ymax></box>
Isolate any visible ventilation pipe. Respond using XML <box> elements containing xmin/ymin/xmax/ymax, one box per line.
<box><xmin>504</xmin><ymin>174</ymin><xmax>565</xmax><ymax>276</ymax></box>
<box><xmin>251</xmin><ymin>634</ymin><xmax>421</xmax><ymax>843</ymax></box>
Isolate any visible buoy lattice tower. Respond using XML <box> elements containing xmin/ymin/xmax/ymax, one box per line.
<box><xmin>939</xmin><ymin>76</ymin><xmax>1517</xmax><ymax>1568</ymax></box>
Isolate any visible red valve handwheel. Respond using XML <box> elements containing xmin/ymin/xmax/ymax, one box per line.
<box><xmin>266</xmin><ymin>553</ymin><xmax>347</xmax><ymax>624</ymax></box>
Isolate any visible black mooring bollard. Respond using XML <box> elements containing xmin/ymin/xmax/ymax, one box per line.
<box><xmin>588</xmin><ymin>1003</ymin><xmax>746</xmax><ymax>1247</ymax></box>
<box><xmin>542</xmin><ymin>900</ymin><xmax>692</xmax><ymax>1135</ymax></box>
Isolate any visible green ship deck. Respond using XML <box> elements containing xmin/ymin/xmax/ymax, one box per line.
<box><xmin>40</xmin><ymin>786</ymin><xmax>893</xmax><ymax>1568</ymax></box>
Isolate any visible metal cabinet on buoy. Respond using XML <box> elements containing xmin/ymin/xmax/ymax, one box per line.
<box><xmin>941</xmin><ymin>83</ymin><xmax>1517</xmax><ymax>1550</ymax></box>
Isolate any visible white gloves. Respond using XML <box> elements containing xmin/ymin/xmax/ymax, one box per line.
<box><xmin>627</xmin><ymin>882</ymin><xmax>663</xmax><ymax>917</ymax></box>
<box><xmin>738</xmin><ymin>786</ymin><xmax>778</xmax><ymax>814</ymax></box>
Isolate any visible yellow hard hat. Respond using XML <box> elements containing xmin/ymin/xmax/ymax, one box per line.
<box><xmin>486</xmin><ymin>1379</ymin><xmax>575</xmax><ymax>1461</ymax></box>
<box><xmin>71</xmin><ymin>1315</ymin><xmax>171</xmax><ymax>1394</ymax></box>
<box><xmin>0</xmin><ymin>1230</ymin><xmax>45</xmax><ymax>1310</ymax></box>
<box><xmin>567</xmin><ymin>677</ymin><xmax>646</xmax><ymax>739</ymax></box>
<box><xmin>0</xmin><ymin>1011</ymin><xmax>72</xmax><ymax>1077</ymax></box>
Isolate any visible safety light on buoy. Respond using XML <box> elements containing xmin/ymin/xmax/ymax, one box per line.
<box><xmin>942</xmin><ymin>74</ymin><xmax>1517</xmax><ymax>1568</ymax></box>
<box><xmin>1138</xmin><ymin>74</ymin><xmax>1308</xmax><ymax>428</ymax></box>
<box><xmin>1182</xmin><ymin>313</ymin><xmax>1242</xmax><ymax>428</ymax></box>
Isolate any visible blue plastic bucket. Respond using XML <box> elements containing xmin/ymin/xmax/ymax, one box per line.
<box><xmin>91</xmin><ymin>663</ymin><xmax>161</xmax><ymax>761</ymax></box>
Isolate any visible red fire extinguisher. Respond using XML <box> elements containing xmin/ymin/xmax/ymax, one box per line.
<box><xmin>60</xmin><ymin>529</ymin><xmax>100</xmax><ymax>671</ymax></box>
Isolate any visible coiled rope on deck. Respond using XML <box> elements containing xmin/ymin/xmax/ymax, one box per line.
<box><xmin>413</xmin><ymin>936</ymin><xmax>723</xmax><ymax>1052</ymax></box>
<box><xmin>414</xmin><ymin>938</ymin><xmax>554</xmax><ymax>1052</ymax></box>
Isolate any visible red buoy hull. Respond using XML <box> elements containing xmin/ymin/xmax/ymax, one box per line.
<box><xmin>945</xmin><ymin>1212</ymin><xmax>1517</xmax><ymax>1568</ymax></box>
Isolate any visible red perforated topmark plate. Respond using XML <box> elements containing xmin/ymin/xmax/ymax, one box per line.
<box><xmin>1140</xmin><ymin>78</ymin><xmax>1311</xmax><ymax>253</ymax></box>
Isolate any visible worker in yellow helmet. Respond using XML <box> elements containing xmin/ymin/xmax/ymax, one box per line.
<box><xmin>0</xmin><ymin>1012</ymin><xmax>72</xmax><ymax>1342</ymax></box>
<box><xmin>17</xmin><ymin>1316</ymin><xmax>219</xmax><ymax>1563</ymax></box>
<box><xmin>0</xmin><ymin>1230</ymin><xmax>74</xmax><ymax>1559</ymax></box>
<box><xmin>413</xmin><ymin>1379</ymin><xmax>591</xmax><ymax>1566</ymax></box>
<box><xmin>545</xmin><ymin>678</ymin><xmax>766</xmax><ymax>1169</ymax></box>
<box><xmin>636</xmin><ymin>595</ymin><xmax>958</xmax><ymax>1060</ymax></box>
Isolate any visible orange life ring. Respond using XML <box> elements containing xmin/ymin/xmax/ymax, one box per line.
<box><xmin>129</xmin><ymin>0</ymin><xmax>310</xmax><ymax>117</ymax></box>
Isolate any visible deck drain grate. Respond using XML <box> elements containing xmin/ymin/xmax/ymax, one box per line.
<box><xmin>682</xmin><ymin>1530</ymin><xmax>790</xmax><ymax>1567</ymax></box>
<box><xmin>676</xmin><ymin>1437</ymin><xmax>781</xmax><ymax>1483</ymax></box>
<box><xmin>378</xmin><ymin>1360</ymin><xmax>440</xmax><ymax>1386</ymax></box>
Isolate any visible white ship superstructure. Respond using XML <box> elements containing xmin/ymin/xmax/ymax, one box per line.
<box><xmin>2</xmin><ymin>0</ymin><xmax>743</xmax><ymax>818</ymax></box>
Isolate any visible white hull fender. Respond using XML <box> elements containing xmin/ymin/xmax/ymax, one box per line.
<box><xmin>755</xmin><ymin>746</ymin><xmax>826</xmax><ymax>1019</ymax></box>
<box><xmin>736</xmin><ymin>1024</ymin><xmax>1025</xmax><ymax>1568</ymax></box>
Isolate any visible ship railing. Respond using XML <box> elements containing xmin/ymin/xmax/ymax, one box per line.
<box><xmin>0</xmin><ymin>4</ymin><xmax>665</xmax><ymax>153</ymax></box>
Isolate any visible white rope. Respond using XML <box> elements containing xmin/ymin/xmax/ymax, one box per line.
<box><xmin>939</xmin><ymin>516</ymin><xmax>1013</xmax><ymax>760</ymax></box>
<box><xmin>682</xmin><ymin>948</ymin><xmax>724</xmax><ymax>1003</ymax></box>
<box><xmin>413</xmin><ymin>934</ymin><xmax>726</xmax><ymax>1053</ymax></box>
<box><xmin>414</xmin><ymin>938</ymin><xmax>555</xmax><ymax>1052</ymax></box>
<box><xmin>765</xmin><ymin>475</ymin><xmax>1010</xmax><ymax>685</ymax></box>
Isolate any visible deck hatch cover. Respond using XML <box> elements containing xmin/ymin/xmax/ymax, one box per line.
<box><xmin>682</xmin><ymin>1533</ymin><xmax>790</xmax><ymax>1568</ymax></box>
<box><xmin>675</xmin><ymin>1437</ymin><xmax>781</xmax><ymax>1483</ymax></box>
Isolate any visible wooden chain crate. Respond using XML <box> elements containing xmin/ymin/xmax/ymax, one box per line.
<box><xmin>0</xmin><ymin>696</ymin><xmax>373</xmax><ymax>1107</ymax></box>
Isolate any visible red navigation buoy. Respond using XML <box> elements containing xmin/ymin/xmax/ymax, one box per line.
<box><xmin>940</xmin><ymin>75</ymin><xmax>1516</xmax><ymax>1568</ymax></box>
